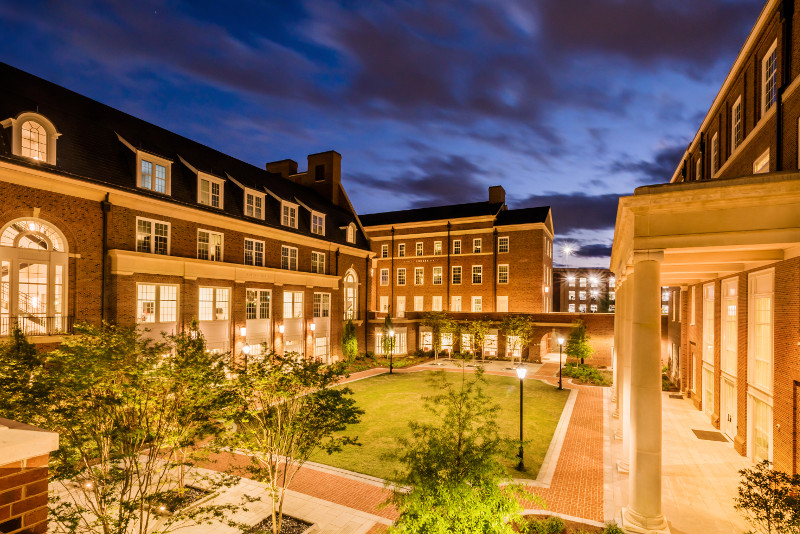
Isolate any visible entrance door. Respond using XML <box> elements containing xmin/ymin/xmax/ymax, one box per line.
<box><xmin>722</xmin><ymin>379</ymin><xmax>736</xmax><ymax>440</ymax></box>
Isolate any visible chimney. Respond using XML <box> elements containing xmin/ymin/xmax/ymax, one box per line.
<box><xmin>266</xmin><ymin>159</ymin><xmax>298</xmax><ymax>178</ymax></box>
<box><xmin>489</xmin><ymin>185</ymin><xmax>506</xmax><ymax>204</ymax></box>
<box><xmin>305</xmin><ymin>151</ymin><xmax>342</xmax><ymax>206</ymax></box>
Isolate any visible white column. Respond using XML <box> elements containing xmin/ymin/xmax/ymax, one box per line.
<box><xmin>623</xmin><ymin>251</ymin><xmax>669</xmax><ymax>533</ymax></box>
<box><xmin>612</xmin><ymin>279</ymin><xmax>622</xmax><ymax>416</ymax></box>
<box><xmin>619</xmin><ymin>270</ymin><xmax>633</xmax><ymax>473</ymax></box>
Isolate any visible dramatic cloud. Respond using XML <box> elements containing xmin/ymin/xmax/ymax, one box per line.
<box><xmin>517</xmin><ymin>193</ymin><xmax>621</xmax><ymax>234</ymax></box>
<box><xmin>575</xmin><ymin>243</ymin><xmax>614</xmax><ymax>258</ymax></box>
<box><xmin>609</xmin><ymin>143</ymin><xmax>688</xmax><ymax>185</ymax></box>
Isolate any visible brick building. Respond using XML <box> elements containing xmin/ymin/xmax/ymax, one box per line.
<box><xmin>552</xmin><ymin>267</ymin><xmax>615</xmax><ymax>313</ymax></box>
<box><xmin>610</xmin><ymin>1</ymin><xmax>800</xmax><ymax>531</ymax></box>
<box><xmin>0</xmin><ymin>63</ymin><xmax>372</xmax><ymax>362</ymax></box>
<box><xmin>359</xmin><ymin>188</ymin><xmax>556</xmax><ymax>357</ymax></box>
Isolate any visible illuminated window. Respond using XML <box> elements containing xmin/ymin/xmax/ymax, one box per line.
<box><xmin>471</xmin><ymin>296</ymin><xmax>482</xmax><ymax>312</ymax></box>
<box><xmin>311</xmin><ymin>212</ymin><xmax>325</xmax><ymax>236</ymax></box>
<box><xmin>281</xmin><ymin>202</ymin><xmax>298</xmax><ymax>228</ymax></box>
<box><xmin>313</xmin><ymin>293</ymin><xmax>330</xmax><ymax>318</ymax></box>
<box><xmin>414</xmin><ymin>267</ymin><xmax>424</xmax><ymax>285</ymax></box>
<box><xmin>311</xmin><ymin>251</ymin><xmax>326</xmax><ymax>274</ymax></box>
<box><xmin>199</xmin><ymin>287</ymin><xmax>229</xmax><ymax>321</ymax></box>
<box><xmin>498</xmin><ymin>264</ymin><xmax>509</xmax><ymax>284</ymax></box>
<box><xmin>754</xmin><ymin>149</ymin><xmax>770</xmax><ymax>174</ymax></box>
<box><xmin>197</xmin><ymin>230</ymin><xmax>223</xmax><ymax>262</ymax></box>
<box><xmin>244</xmin><ymin>238</ymin><xmax>264</xmax><ymax>266</ymax></box>
<box><xmin>568</xmin><ymin>304</ymin><xmax>575</xmax><ymax>312</ymax></box>
<box><xmin>434</xmin><ymin>241</ymin><xmax>442</xmax><ymax>255</ymax></box>
<box><xmin>136</xmin><ymin>218</ymin><xmax>169</xmax><ymax>255</ymax></box>
<box><xmin>451</xmin><ymin>296</ymin><xmax>461</xmax><ymax>312</ymax></box>
<box><xmin>245</xmin><ymin>190</ymin><xmax>264</xmax><ymax>219</ymax></box>
<box><xmin>20</xmin><ymin>121</ymin><xmax>47</xmax><ymax>161</ymax></box>
<box><xmin>246</xmin><ymin>289</ymin><xmax>270</xmax><ymax>320</ymax></box>
<box><xmin>198</xmin><ymin>174</ymin><xmax>224</xmax><ymax>208</ymax></box>
<box><xmin>762</xmin><ymin>40</ymin><xmax>778</xmax><ymax>115</ymax></box>
<box><xmin>137</xmin><ymin>284</ymin><xmax>178</xmax><ymax>324</ymax></box>
<box><xmin>732</xmin><ymin>96</ymin><xmax>743</xmax><ymax>151</ymax></box>
<box><xmin>472</xmin><ymin>265</ymin><xmax>482</xmax><ymax>284</ymax></box>
<box><xmin>381</xmin><ymin>244</ymin><xmax>388</xmax><ymax>258</ymax></box>
<box><xmin>344</xmin><ymin>269</ymin><xmax>358</xmax><ymax>319</ymax></box>
<box><xmin>397</xmin><ymin>268</ymin><xmax>406</xmax><ymax>286</ymax></box>
<box><xmin>453</xmin><ymin>240</ymin><xmax>461</xmax><ymax>254</ymax></box>
<box><xmin>414</xmin><ymin>296</ymin><xmax>423</xmax><ymax>311</ymax></box>
<box><xmin>281</xmin><ymin>246</ymin><xmax>298</xmax><ymax>270</ymax></box>
<box><xmin>380</xmin><ymin>268</ymin><xmax>389</xmax><ymax>286</ymax></box>
<box><xmin>432</xmin><ymin>296</ymin><xmax>442</xmax><ymax>311</ymax></box>
<box><xmin>498</xmin><ymin>236</ymin><xmax>509</xmax><ymax>253</ymax></box>
<box><xmin>711</xmin><ymin>133</ymin><xmax>719</xmax><ymax>176</ymax></box>
<box><xmin>138</xmin><ymin>153</ymin><xmax>170</xmax><ymax>194</ymax></box>
<box><xmin>416</xmin><ymin>242</ymin><xmax>423</xmax><ymax>256</ymax></box>
<box><xmin>433</xmin><ymin>267</ymin><xmax>442</xmax><ymax>285</ymax></box>
<box><xmin>398</xmin><ymin>243</ymin><xmax>406</xmax><ymax>257</ymax></box>
<box><xmin>569</xmin><ymin>291</ymin><xmax>575</xmax><ymax>301</ymax></box>
<box><xmin>346</xmin><ymin>223</ymin><xmax>356</xmax><ymax>244</ymax></box>
<box><xmin>283</xmin><ymin>291</ymin><xmax>304</xmax><ymax>319</ymax></box>
<box><xmin>473</xmin><ymin>239</ymin><xmax>482</xmax><ymax>253</ymax></box>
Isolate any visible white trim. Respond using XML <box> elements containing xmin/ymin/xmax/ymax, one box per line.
<box><xmin>415</xmin><ymin>241</ymin><xmax>423</xmax><ymax>256</ymax></box>
<box><xmin>136</xmin><ymin>150</ymin><xmax>172</xmax><ymax>195</ymax></box>
<box><xmin>497</xmin><ymin>263</ymin><xmax>509</xmax><ymax>284</ymax></box>
<box><xmin>244</xmin><ymin>188</ymin><xmax>266</xmax><ymax>220</ymax></box>
<box><xmin>451</xmin><ymin>265</ymin><xmax>462</xmax><ymax>285</ymax></box>
<box><xmin>473</xmin><ymin>237</ymin><xmax>482</xmax><ymax>253</ymax></box>
<box><xmin>1</xmin><ymin>112</ymin><xmax>60</xmax><ymax>165</ymax></box>
<box><xmin>414</xmin><ymin>266</ymin><xmax>424</xmax><ymax>285</ymax></box>
<box><xmin>761</xmin><ymin>39</ymin><xmax>778</xmax><ymax>117</ymax></box>
<box><xmin>197</xmin><ymin>172</ymin><xmax>225</xmax><ymax>209</ymax></box>
<box><xmin>346</xmin><ymin>222</ymin><xmax>356</xmax><ymax>244</ymax></box>
<box><xmin>753</xmin><ymin>148</ymin><xmax>770</xmax><ymax>174</ymax></box>
<box><xmin>281</xmin><ymin>200</ymin><xmax>299</xmax><ymax>229</ymax></box>
<box><xmin>197</xmin><ymin>228</ymin><xmax>224</xmax><ymax>262</ymax></box>
<box><xmin>396</xmin><ymin>267</ymin><xmax>406</xmax><ymax>286</ymax></box>
<box><xmin>747</xmin><ymin>268</ymin><xmax>774</xmax><ymax>395</ymax></box>
<box><xmin>311</xmin><ymin>250</ymin><xmax>326</xmax><ymax>274</ymax></box>
<box><xmin>311</xmin><ymin>211</ymin><xmax>326</xmax><ymax>236</ymax></box>
<box><xmin>135</xmin><ymin>216</ymin><xmax>171</xmax><ymax>255</ymax></box>
<box><xmin>710</xmin><ymin>132</ymin><xmax>719</xmax><ymax>177</ymax></box>
<box><xmin>243</xmin><ymin>237</ymin><xmax>265</xmax><ymax>267</ymax></box>
<box><xmin>731</xmin><ymin>95</ymin><xmax>743</xmax><ymax>154</ymax></box>
<box><xmin>471</xmin><ymin>264</ymin><xmax>482</xmax><ymax>284</ymax></box>
<box><xmin>280</xmin><ymin>245</ymin><xmax>299</xmax><ymax>271</ymax></box>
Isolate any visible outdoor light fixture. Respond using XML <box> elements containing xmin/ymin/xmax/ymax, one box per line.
<box><xmin>557</xmin><ymin>337</ymin><xmax>565</xmax><ymax>390</ymax></box>
<box><xmin>279</xmin><ymin>324</ymin><xmax>285</xmax><ymax>334</ymax></box>
<box><xmin>310</xmin><ymin>323</ymin><xmax>316</xmax><ymax>332</ymax></box>
<box><xmin>240</xmin><ymin>326</ymin><xmax>247</xmax><ymax>337</ymax></box>
<box><xmin>242</xmin><ymin>345</ymin><xmax>251</xmax><ymax>355</ymax></box>
<box><xmin>516</xmin><ymin>366</ymin><xmax>527</xmax><ymax>471</ymax></box>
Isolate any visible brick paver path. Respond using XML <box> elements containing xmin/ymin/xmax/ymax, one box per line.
<box><xmin>208</xmin><ymin>361</ymin><xmax>606</xmax><ymax>530</ymax></box>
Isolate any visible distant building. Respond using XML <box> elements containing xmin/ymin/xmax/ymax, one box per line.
<box><xmin>553</xmin><ymin>268</ymin><xmax>615</xmax><ymax>313</ymax></box>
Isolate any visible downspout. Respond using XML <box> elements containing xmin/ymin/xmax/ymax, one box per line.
<box><xmin>100</xmin><ymin>193</ymin><xmax>111</xmax><ymax>323</ymax></box>
<box><xmin>698</xmin><ymin>133</ymin><xmax>705</xmax><ymax>179</ymax></box>
<box><xmin>492</xmin><ymin>228</ymin><xmax>498</xmax><ymax>312</ymax></box>
<box><xmin>364</xmin><ymin>254</ymin><xmax>370</xmax><ymax>350</ymax></box>
<box><xmin>777</xmin><ymin>0</ymin><xmax>791</xmax><ymax>171</ymax></box>
<box><xmin>335</xmin><ymin>248</ymin><xmax>340</xmax><ymax>276</ymax></box>
<box><xmin>390</xmin><ymin>227</ymin><xmax>395</xmax><ymax>314</ymax></box>
<box><xmin>446</xmin><ymin>222</ymin><xmax>451</xmax><ymax>310</ymax></box>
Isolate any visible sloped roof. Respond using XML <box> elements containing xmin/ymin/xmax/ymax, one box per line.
<box><xmin>360</xmin><ymin>201</ymin><xmax>506</xmax><ymax>227</ymax></box>
<box><xmin>494</xmin><ymin>206</ymin><xmax>550</xmax><ymax>225</ymax></box>
<box><xmin>0</xmin><ymin>63</ymin><xmax>369</xmax><ymax>249</ymax></box>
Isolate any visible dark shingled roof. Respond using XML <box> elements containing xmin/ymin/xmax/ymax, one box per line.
<box><xmin>360</xmin><ymin>201</ymin><xmax>506</xmax><ymax>227</ymax></box>
<box><xmin>495</xmin><ymin>206</ymin><xmax>550</xmax><ymax>225</ymax></box>
<box><xmin>0</xmin><ymin>63</ymin><xmax>369</xmax><ymax>249</ymax></box>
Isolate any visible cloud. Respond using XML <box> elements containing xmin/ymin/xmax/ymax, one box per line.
<box><xmin>609</xmin><ymin>143</ymin><xmax>687</xmax><ymax>184</ymax></box>
<box><xmin>517</xmin><ymin>192</ymin><xmax>621</xmax><ymax>233</ymax></box>
<box><xmin>574</xmin><ymin>243</ymin><xmax>613</xmax><ymax>258</ymax></box>
<box><xmin>348</xmin><ymin>154</ymin><xmax>489</xmax><ymax>208</ymax></box>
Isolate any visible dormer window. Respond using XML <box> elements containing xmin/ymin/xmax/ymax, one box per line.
<box><xmin>1</xmin><ymin>112</ymin><xmax>60</xmax><ymax>165</ymax></box>
<box><xmin>198</xmin><ymin>173</ymin><xmax>224</xmax><ymax>209</ymax></box>
<box><xmin>311</xmin><ymin>212</ymin><xmax>325</xmax><ymax>236</ymax></box>
<box><xmin>346</xmin><ymin>223</ymin><xmax>356</xmax><ymax>244</ymax></box>
<box><xmin>137</xmin><ymin>151</ymin><xmax>171</xmax><ymax>195</ymax></box>
<box><xmin>281</xmin><ymin>201</ymin><xmax>298</xmax><ymax>228</ymax></box>
<box><xmin>244</xmin><ymin>189</ymin><xmax>265</xmax><ymax>219</ymax></box>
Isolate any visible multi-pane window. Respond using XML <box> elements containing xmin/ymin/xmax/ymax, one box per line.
<box><xmin>703</xmin><ymin>283</ymin><xmax>714</xmax><ymax>364</ymax></box>
<box><xmin>696</xmin><ymin>158</ymin><xmax>702</xmax><ymax>181</ymax></box>
<box><xmin>414</xmin><ymin>267</ymin><xmax>424</xmax><ymax>285</ymax></box>
<box><xmin>245</xmin><ymin>191</ymin><xmax>264</xmax><ymax>219</ymax></box>
<box><xmin>136</xmin><ymin>218</ymin><xmax>169</xmax><ymax>255</ymax></box>
<box><xmin>473</xmin><ymin>239</ymin><xmax>482</xmax><ymax>253</ymax></box>
<box><xmin>453</xmin><ymin>240</ymin><xmax>461</xmax><ymax>254</ymax></box>
<box><xmin>416</xmin><ymin>242</ymin><xmax>423</xmax><ymax>256</ymax></box>
<box><xmin>197</xmin><ymin>230</ymin><xmax>223</xmax><ymax>261</ymax></box>
<box><xmin>452</xmin><ymin>266</ymin><xmax>462</xmax><ymax>284</ymax></box>
<box><xmin>749</xmin><ymin>270</ymin><xmax>773</xmax><ymax>391</ymax></box>
<box><xmin>380</xmin><ymin>268</ymin><xmax>389</xmax><ymax>286</ymax></box>
<box><xmin>199</xmin><ymin>287</ymin><xmax>229</xmax><ymax>321</ymax></box>
<box><xmin>472</xmin><ymin>265</ymin><xmax>482</xmax><ymax>284</ymax></box>
<box><xmin>451</xmin><ymin>296</ymin><xmax>461</xmax><ymax>312</ymax></box>
<box><xmin>498</xmin><ymin>264</ymin><xmax>509</xmax><ymax>284</ymax></box>
<box><xmin>732</xmin><ymin>96</ymin><xmax>743</xmax><ymax>151</ymax></box>
<box><xmin>381</xmin><ymin>244</ymin><xmax>388</xmax><ymax>258</ymax></box>
<box><xmin>346</xmin><ymin>223</ymin><xmax>356</xmax><ymax>244</ymax></box>
<box><xmin>433</xmin><ymin>267</ymin><xmax>442</xmax><ymax>285</ymax></box>
<box><xmin>590</xmin><ymin>304</ymin><xmax>598</xmax><ymax>312</ymax></box>
<box><xmin>398</xmin><ymin>243</ymin><xmax>406</xmax><ymax>257</ymax></box>
<box><xmin>579</xmin><ymin>291</ymin><xmax>587</xmax><ymax>300</ymax></box>
<box><xmin>282</xmin><ymin>202</ymin><xmax>298</xmax><ymax>228</ymax></box>
<box><xmin>471</xmin><ymin>296</ymin><xmax>482</xmax><ymax>312</ymax></box>
<box><xmin>311</xmin><ymin>213</ymin><xmax>325</xmax><ymax>236</ymax></box>
<box><xmin>432</xmin><ymin>296</ymin><xmax>442</xmax><ymax>311</ymax></box>
<box><xmin>568</xmin><ymin>304</ymin><xmax>576</xmax><ymax>312</ymax></box>
<box><xmin>244</xmin><ymin>238</ymin><xmax>264</xmax><ymax>266</ymax></box>
<box><xmin>246</xmin><ymin>289</ymin><xmax>270</xmax><ymax>320</ymax></box>
<box><xmin>281</xmin><ymin>246</ymin><xmax>298</xmax><ymax>270</ymax></box>
<box><xmin>568</xmin><ymin>277</ymin><xmax>576</xmax><ymax>287</ymax></box>
<box><xmin>434</xmin><ymin>241</ymin><xmax>442</xmax><ymax>255</ymax></box>
<box><xmin>283</xmin><ymin>291</ymin><xmax>303</xmax><ymax>318</ymax></box>
<box><xmin>379</xmin><ymin>296</ymin><xmax>389</xmax><ymax>313</ymax></box>
<box><xmin>313</xmin><ymin>293</ymin><xmax>330</xmax><ymax>318</ymax></box>
<box><xmin>139</xmin><ymin>157</ymin><xmax>168</xmax><ymax>194</ymax></box>
<box><xmin>20</xmin><ymin>121</ymin><xmax>46</xmax><ymax>161</ymax></box>
<box><xmin>311</xmin><ymin>251</ymin><xmax>326</xmax><ymax>274</ymax></box>
<box><xmin>414</xmin><ymin>296</ymin><xmax>423</xmax><ymax>311</ymax></box>
<box><xmin>711</xmin><ymin>133</ymin><xmax>719</xmax><ymax>176</ymax></box>
<box><xmin>397</xmin><ymin>268</ymin><xmax>406</xmax><ymax>285</ymax></box>
<box><xmin>498</xmin><ymin>236</ymin><xmax>509</xmax><ymax>253</ymax></box>
<box><xmin>569</xmin><ymin>291</ymin><xmax>576</xmax><ymax>301</ymax></box>
<box><xmin>136</xmin><ymin>284</ymin><xmax>178</xmax><ymax>323</ymax></box>
<box><xmin>763</xmin><ymin>41</ymin><xmax>778</xmax><ymax>115</ymax></box>
<box><xmin>199</xmin><ymin>176</ymin><xmax>223</xmax><ymax>208</ymax></box>
<box><xmin>579</xmin><ymin>278</ymin><xmax>587</xmax><ymax>287</ymax></box>
<box><xmin>579</xmin><ymin>304</ymin><xmax>587</xmax><ymax>312</ymax></box>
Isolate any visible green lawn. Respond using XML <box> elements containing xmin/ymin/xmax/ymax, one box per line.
<box><xmin>310</xmin><ymin>370</ymin><xmax>570</xmax><ymax>480</ymax></box>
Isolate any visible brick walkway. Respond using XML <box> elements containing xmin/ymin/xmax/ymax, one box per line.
<box><xmin>209</xmin><ymin>361</ymin><xmax>606</xmax><ymax>530</ymax></box>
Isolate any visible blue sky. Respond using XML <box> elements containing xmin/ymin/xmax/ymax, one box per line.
<box><xmin>0</xmin><ymin>0</ymin><xmax>765</xmax><ymax>267</ymax></box>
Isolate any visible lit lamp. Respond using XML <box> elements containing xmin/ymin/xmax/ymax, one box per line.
<box><xmin>242</xmin><ymin>343</ymin><xmax>251</xmax><ymax>370</ymax></box>
<box><xmin>310</xmin><ymin>323</ymin><xmax>316</xmax><ymax>332</ymax></box>
<box><xmin>516</xmin><ymin>366</ymin><xmax>527</xmax><ymax>471</ymax></box>
<box><xmin>278</xmin><ymin>324</ymin><xmax>285</xmax><ymax>334</ymax></box>
<box><xmin>557</xmin><ymin>336</ymin><xmax>565</xmax><ymax>390</ymax></box>
<box><xmin>240</xmin><ymin>326</ymin><xmax>247</xmax><ymax>337</ymax></box>
<box><xmin>388</xmin><ymin>329</ymin><xmax>395</xmax><ymax>374</ymax></box>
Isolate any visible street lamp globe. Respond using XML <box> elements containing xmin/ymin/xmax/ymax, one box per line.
<box><xmin>516</xmin><ymin>366</ymin><xmax>527</xmax><ymax>379</ymax></box>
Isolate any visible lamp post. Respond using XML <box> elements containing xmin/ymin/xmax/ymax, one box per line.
<box><xmin>388</xmin><ymin>329</ymin><xmax>395</xmax><ymax>374</ymax></box>
<box><xmin>242</xmin><ymin>344</ymin><xmax>251</xmax><ymax>371</ymax></box>
<box><xmin>516</xmin><ymin>366</ymin><xmax>527</xmax><ymax>471</ymax></box>
<box><xmin>557</xmin><ymin>336</ymin><xmax>565</xmax><ymax>390</ymax></box>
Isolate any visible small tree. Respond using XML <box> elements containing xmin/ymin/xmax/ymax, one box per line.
<box><xmin>500</xmin><ymin>315</ymin><xmax>532</xmax><ymax>366</ymax></box>
<box><xmin>342</xmin><ymin>319</ymin><xmax>358</xmax><ymax>361</ymax></box>
<box><xmin>422</xmin><ymin>311</ymin><xmax>456</xmax><ymax>361</ymax></box>
<box><xmin>735</xmin><ymin>460</ymin><xmax>800</xmax><ymax>534</ymax></box>
<box><xmin>226</xmin><ymin>354</ymin><xmax>363</xmax><ymax>534</ymax></box>
<box><xmin>381</xmin><ymin>315</ymin><xmax>396</xmax><ymax>358</ymax></box>
<box><xmin>0</xmin><ymin>326</ymin><xmax>47</xmax><ymax>424</ymax></box>
<box><xmin>388</xmin><ymin>369</ymin><xmax>536</xmax><ymax>533</ymax></box>
<box><xmin>466</xmin><ymin>319</ymin><xmax>493</xmax><ymax>362</ymax></box>
<box><xmin>565</xmin><ymin>319</ymin><xmax>593</xmax><ymax>364</ymax></box>
<box><xmin>0</xmin><ymin>322</ymin><xmax>243</xmax><ymax>534</ymax></box>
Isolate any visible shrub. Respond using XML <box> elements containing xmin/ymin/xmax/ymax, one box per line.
<box><xmin>561</xmin><ymin>363</ymin><xmax>611</xmax><ymax>386</ymax></box>
<box><xmin>342</xmin><ymin>320</ymin><xmax>358</xmax><ymax>361</ymax></box>
<box><xmin>602</xmin><ymin>523</ymin><xmax>625</xmax><ymax>534</ymax></box>
<box><xmin>734</xmin><ymin>460</ymin><xmax>800</xmax><ymax>534</ymax></box>
<box><xmin>525</xmin><ymin>515</ymin><xmax>565</xmax><ymax>534</ymax></box>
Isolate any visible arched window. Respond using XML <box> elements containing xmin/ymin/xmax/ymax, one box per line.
<box><xmin>0</xmin><ymin>219</ymin><xmax>69</xmax><ymax>335</ymax></box>
<box><xmin>21</xmin><ymin>121</ymin><xmax>47</xmax><ymax>161</ymax></box>
<box><xmin>346</xmin><ymin>223</ymin><xmax>356</xmax><ymax>244</ymax></box>
<box><xmin>343</xmin><ymin>269</ymin><xmax>358</xmax><ymax>320</ymax></box>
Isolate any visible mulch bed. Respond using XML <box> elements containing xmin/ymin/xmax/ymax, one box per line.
<box><xmin>247</xmin><ymin>514</ymin><xmax>313</xmax><ymax>534</ymax></box>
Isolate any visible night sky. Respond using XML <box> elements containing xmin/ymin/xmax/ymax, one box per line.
<box><xmin>0</xmin><ymin>0</ymin><xmax>765</xmax><ymax>267</ymax></box>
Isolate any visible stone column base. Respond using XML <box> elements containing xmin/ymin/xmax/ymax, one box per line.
<box><xmin>622</xmin><ymin>507</ymin><xmax>670</xmax><ymax>533</ymax></box>
<box><xmin>617</xmin><ymin>460</ymin><xmax>629</xmax><ymax>474</ymax></box>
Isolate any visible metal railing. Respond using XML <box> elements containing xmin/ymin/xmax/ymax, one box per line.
<box><xmin>0</xmin><ymin>315</ymin><xmax>74</xmax><ymax>337</ymax></box>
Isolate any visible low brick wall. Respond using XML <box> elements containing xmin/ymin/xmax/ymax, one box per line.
<box><xmin>0</xmin><ymin>419</ymin><xmax>58</xmax><ymax>534</ymax></box>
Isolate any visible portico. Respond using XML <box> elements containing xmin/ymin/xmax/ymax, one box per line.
<box><xmin>610</xmin><ymin>171</ymin><xmax>800</xmax><ymax>533</ymax></box>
